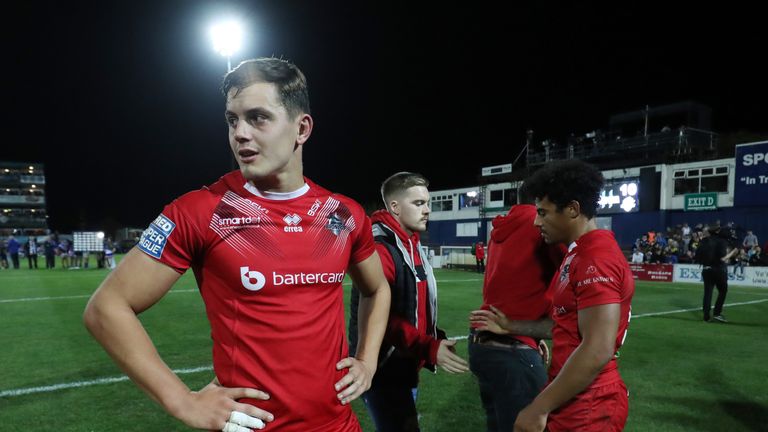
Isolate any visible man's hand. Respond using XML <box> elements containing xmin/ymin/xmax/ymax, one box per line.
<box><xmin>513</xmin><ymin>403</ymin><xmax>548</xmax><ymax>432</ymax></box>
<box><xmin>469</xmin><ymin>305</ymin><xmax>511</xmax><ymax>335</ymax></box>
<box><xmin>171</xmin><ymin>379</ymin><xmax>273</xmax><ymax>431</ymax></box>
<box><xmin>436</xmin><ymin>339</ymin><xmax>469</xmax><ymax>373</ymax></box>
<box><xmin>335</xmin><ymin>357</ymin><xmax>376</xmax><ymax>405</ymax></box>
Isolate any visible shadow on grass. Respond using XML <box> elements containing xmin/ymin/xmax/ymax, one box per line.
<box><xmin>648</xmin><ymin>366</ymin><xmax>768</xmax><ymax>432</ymax></box>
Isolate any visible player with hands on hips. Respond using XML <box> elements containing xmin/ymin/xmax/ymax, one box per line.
<box><xmin>84</xmin><ymin>57</ymin><xmax>390</xmax><ymax>432</ymax></box>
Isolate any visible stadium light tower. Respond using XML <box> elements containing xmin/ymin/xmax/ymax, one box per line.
<box><xmin>210</xmin><ymin>20</ymin><xmax>243</xmax><ymax>72</ymax></box>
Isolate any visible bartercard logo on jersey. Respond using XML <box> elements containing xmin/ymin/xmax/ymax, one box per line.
<box><xmin>240</xmin><ymin>266</ymin><xmax>266</xmax><ymax>291</ymax></box>
<box><xmin>239</xmin><ymin>266</ymin><xmax>345</xmax><ymax>291</ymax></box>
<box><xmin>283</xmin><ymin>213</ymin><xmax>303</xmax><ymax>232</ymax></box>
<box><xmin>138</xmin><ymin>214</ymin><xmax>176</xmax><ymax>259</ymax></box>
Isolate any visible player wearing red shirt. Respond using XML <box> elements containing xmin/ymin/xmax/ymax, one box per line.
<box><xmin>84</xmin><ymin>57</ymin><xmax>390</xmax><ymax>432</ymax></box>
<box><xmin>471</xmin><ymin>160</ymin><xmax>634</xmax><ymax>432</ymax></box>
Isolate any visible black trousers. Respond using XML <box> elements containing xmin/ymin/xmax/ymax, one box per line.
<box><xmin>702</xmin><ymin>267</ymin><xmax>728</xmax><ymax>319</ymax></box>
<box><xmin>27</xmin><ymin>253</ymin><xmax>38</xmax><ymax>269</ymax></box>
<box><xmin>362</xmin><ymin>355</ymin><xmax>420</xmax><ymax>432</ymax></box>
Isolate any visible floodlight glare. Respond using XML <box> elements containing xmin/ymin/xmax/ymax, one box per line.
<box><xmin>96</xmin><ymin>232</ymin><xmax>105</xmax><ymax>239</ymax></box>
<box><xmin>210</xmin><ymin>20</ymin><xmax>243</xmax><ymax>71</ymax></box>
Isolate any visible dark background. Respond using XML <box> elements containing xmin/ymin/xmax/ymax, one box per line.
<box><xmin>3</xmin><ymin>1</ymin><xmax>766</xmax><ymax>232</ymax></box>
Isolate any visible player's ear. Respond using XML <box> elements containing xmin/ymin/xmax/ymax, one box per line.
<box><xmin>296</xmin><ymin>114</ymin><xmax>313</xmax><ymax>145</ymax></box>
<box><xmin>567</xmin><ymin>200</ymin><xmax>580</xmax><ymax>218</ymax></box>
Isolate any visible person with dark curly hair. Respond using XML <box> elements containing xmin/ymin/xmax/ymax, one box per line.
<box><xmin>471</xmin><ymin>160</ymin><xmax>634</xmax><ymax>432</ymax></box>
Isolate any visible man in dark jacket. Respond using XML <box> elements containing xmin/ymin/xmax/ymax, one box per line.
<box><xmin>350</xmin><ymin>172</ymin><xmax>468</xmax><ymax>432</ymax></box>
<box><xmin>696</xmin><ymin>224</ymin><xmax>739</xmax><ymax>322</ymax></box>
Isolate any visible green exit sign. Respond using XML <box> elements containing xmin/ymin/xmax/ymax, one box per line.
<box><xmin>684</xmin><ymin>193</ymin><xmax>718</xmax><ymax>211</ymax></box>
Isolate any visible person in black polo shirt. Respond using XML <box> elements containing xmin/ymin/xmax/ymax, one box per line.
<box><xmin>696</xmin><ymin>224</ymin><xmax>739</xmax><ymax>322</ymax></box>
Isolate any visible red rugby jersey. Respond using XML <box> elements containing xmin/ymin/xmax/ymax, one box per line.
<box><xmin>548</xmin><ymin>229</ymin><xmax>634</xmax><ymax>388</ymax></box>
<box><xmin>137</xmin><ymin>170</ymin><xmax>374</xmax><ymax>432</ymax></box>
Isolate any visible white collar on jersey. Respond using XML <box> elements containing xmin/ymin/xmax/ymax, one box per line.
<box><xmin>243</xmin><ymin>182</ymin><xmax>310</xmax><ymax>200</ymax></box>
<box><xmin>568</xmin><ymin>241</ymin><xmax>578</xmax><ymax>253</ymax></box>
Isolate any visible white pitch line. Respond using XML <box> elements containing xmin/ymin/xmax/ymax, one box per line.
<box><xmin>632</xmin><ymin>298</ymin><xmax>768</xmax><ymax>318</ymax></box>
<box><xmin>0</xmin><ymin>279</ymin><xmax>484</xmax><ymax>304</ymax></box>
<box><xmin>0</xmin><ymin>289</ymin><xmax>199</xmax><ymax>304</ymax></box>
<box><xmin>0</xmin><ymin>366</ymin><xmax>212</xmax><ymax>398</ymax></box>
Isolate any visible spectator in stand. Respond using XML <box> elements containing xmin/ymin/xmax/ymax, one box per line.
<box><xmin>647</xmin><ymin>230</ymin><xmax>656</xmax><ymax>244</ymax></box>
<box><xmin>748</xmin><ymin>246</ymin><xmax>765</xmax><ymax>266</ymax></box>
<box><xmin>26</xmin><ymin>237</ymin><xmax>38</xmax><ymax>269</ymax></box>
<box><xmin>664</xmin><ymin>241</ymin><xmax>679</xmax><ymax>264</ymax></box>
<box><xmin>7</xmin><ymin>235</ymin><xmax>21</xmax><ymax>269</ymax></box>
<box><xmin>631</xmin><ymin>248</ymin><xmax>644</xmax><ymax>264</ymax></box>
<box><xmin>734</xmin><ymin>248</ymin><xmax>749</xmax><ymax>276</ymax></box>
<box><xmin>655</xmin><ymin>231</ymin><xmax>667</xmax><ymax>248</ymax></box>
<box><xmin>649</xmin><ymin>243</ymin><xmax>664</xmax><ymax>264</ymax></box>
<box><xmin>475</xmin><ymin>241</ymin><xmax>486</xmax><ymax>273</ymax></box>
<box><xmin>681</xmin><ymin>223</ymin><xmax>692</xmax><ymax>253</ymax></box>
<box><xmin>743</xmin><ymin>230</ymin><xmax>759</xmax><ymax>250</ymax></box>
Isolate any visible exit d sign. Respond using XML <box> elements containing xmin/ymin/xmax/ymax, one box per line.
<box><xmin>684</xmin><ymin>192</ymin><xmax>718</xmax><ymax>211</ymax></box>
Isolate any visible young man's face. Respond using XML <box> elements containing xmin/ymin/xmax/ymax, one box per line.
<box><xmin>534</xmin><ymin>196</ymin><xmax>573</xmax><ymax>245</ymax></box>
<box><xmin>225</xmin><ymin>82</ymin><xmax>311</xmax><ymax>184</ymax></box>
<box><xmin>392</xmin><ymin>185</ymin><xmax>431</xmax><ymax>235</ymax></box>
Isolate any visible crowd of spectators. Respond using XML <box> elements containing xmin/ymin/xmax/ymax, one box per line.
<box><xmin>0</xmin><ymin>232</ymin><xmax>118</xmax><ymax>270</ymax></box>
<box><xmin>630</xmin><ymin>222</ymin><xmax>766</xmax><ymax>267</ymax></box>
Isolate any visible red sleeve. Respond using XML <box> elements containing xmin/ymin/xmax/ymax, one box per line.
<box><xmin>386</xmin><ymin>316</ymin><xmax>442</xmax><ymax>364</ymax></box>
<box><xmin>137</xmin><ymin>194</ymin><xmax>206</xmax><ymax>274</ymax></box>
<box><xmin>350</xmin><ymin>213</ymin><xmax>375</xmax><ymax>264</ymax></box>
<box><xmin>573</xmin><ymin>255</ymin><xmax>623</xmax><ymax>310</ymax></box>
<box><xmin>375</xmin><ymin>243</ymin><xmax>396</xmax><ymax>284</ymax></box>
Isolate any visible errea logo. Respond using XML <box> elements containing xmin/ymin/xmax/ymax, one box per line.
<box><xmin>283</xmin><ymin>213</ymin><xmax>303</xmax><ymax>232</ymax></box>
<box><xmin>240</xmin><ymin>266</ymin><xmax>266</xmax><ymax>291</ymax></box>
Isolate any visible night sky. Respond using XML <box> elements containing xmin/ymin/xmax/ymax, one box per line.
<box><xmin>4</xmin><ymin>1</ymin><xmax>766</xmax><ymax>233</ymax></box>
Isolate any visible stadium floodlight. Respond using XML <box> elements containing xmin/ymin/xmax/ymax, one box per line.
<box><xmin>96</xmin><ymin>231</ymin><xmax>105</xmax><ymax>239</ymax></box>
<box><xmin>210</xmin><ymin>20</ymin><xmax>243</xmax><ymax>72</ymax></box>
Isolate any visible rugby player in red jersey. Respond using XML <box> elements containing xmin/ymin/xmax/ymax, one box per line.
<box><xmin>471</xmin><ymin>160</ymin><xmax>634</xmax><ymax>432</ymax></box>
<box><xmin>84</xmin><ymin>57</ymin><xmax>390</xmax><ymax>432</ymax></box>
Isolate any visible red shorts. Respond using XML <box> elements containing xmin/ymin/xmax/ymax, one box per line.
<box><xmin>547</xmin><ymin>380</ymin><xmax>628</xmax><ymax>432</ymax></box>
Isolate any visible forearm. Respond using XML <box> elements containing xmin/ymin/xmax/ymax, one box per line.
<box><xmin>84</xmin><ymin>291</ymin><xmax>190</xmax><ymax>416</ymax></box>
<box><xmin>503</xmin><ymin>318</ymin><xmax>553</xmax><ymax>339</ymax></box>
<box><xmin>354</xmin><ymin>284</ymin><xmax>391</xmax><ymax>365</ymax></box>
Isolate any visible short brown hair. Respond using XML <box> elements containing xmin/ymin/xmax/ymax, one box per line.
<box><xmin>222</xmin><ymin>57</ymin><xmax>311</xmax><ymax>118</ymax></box>
<box><xmin>381</xmin><ymin>172</ymin><xmax>429</xmax><ymax>210</ymax></box>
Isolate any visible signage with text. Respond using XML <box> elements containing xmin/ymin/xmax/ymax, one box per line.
<box><xmin>684</xmin><ymin>192</ymin><xmax>717</xmax><ymax>211</ymax></box>
<box><xmin>734</xmin><ymin>140</ymin><xmax>768</xmax><ymax>206</ymax></box>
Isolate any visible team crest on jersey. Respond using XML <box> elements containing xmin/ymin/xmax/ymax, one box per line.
<box><xmin>283</xmin><ymin>213</ymin><xmax>303</xmax><ymax>233</ymax></box>
<box><xmin>586</xmin><ymin>265</ymin><xmax>597</xmax><ymax>274</ymax></box>
<box><xmin>325</xmin><ymin>212</ymin><xmax>345</xmax><ymax>236</ymax></box>
<box><xmin>138</xmin><ymin>214</ymin><xmax>176</xmax><ymax>259</ymax></box>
